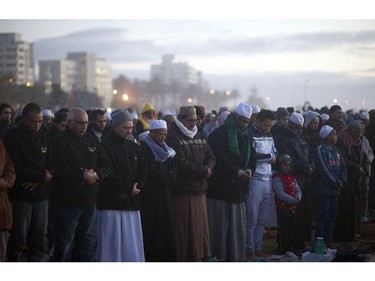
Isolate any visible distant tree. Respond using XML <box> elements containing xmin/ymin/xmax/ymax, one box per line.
<box><xmin>49</xmin><ymin>84</ymin><xmax>69</xmax><ymax>109</ymax></box>
<box><xmin>147</xmin><ymin>76</ymin><xmax>167</xmax><ymax>111</ymax></box>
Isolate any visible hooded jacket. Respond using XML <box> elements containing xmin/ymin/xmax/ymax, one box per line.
<box><xmin>302</xmin><ymin>111</ymin><xmax>323</xmax><ymax>165</ymax></box>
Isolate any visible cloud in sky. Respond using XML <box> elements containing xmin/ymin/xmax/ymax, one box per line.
<box><xmin>2</xmin><ymin>19</ymin><xmax>375</xmax><ymax>111</ymax></box>
<box><xmin>34</xmin><ymin>26</ymin><xmax>375</xmax><ymax>69</ymax></box>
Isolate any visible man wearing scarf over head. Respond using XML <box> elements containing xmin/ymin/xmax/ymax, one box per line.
<box><xmin>207</xmin><ymin>103</ymin><xmax>257</xmax><ymax>262</ymax></box>
<box><xmin>334</xmin><ymin>120</ymin><xmax>369</xmax><ymax>242</ymax></box>
<box><xmin>139</xmin><ymin>120</ymin><xmax>177</xmax><ymax>261</ymax></box>
<box><xmin>165</xmin><ymin>106</ymin><xmax>216</xmax><ymax>262</ymax></box>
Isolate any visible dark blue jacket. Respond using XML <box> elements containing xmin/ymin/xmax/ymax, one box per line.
<box><xmin>313</xmin><ymin>143</ymin><xmax>347</xmax><ymax>197</ymax></box>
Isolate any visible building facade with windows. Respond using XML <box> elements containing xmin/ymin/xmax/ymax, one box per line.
<box><xmin>151</xmin><ymin>54</ymin><xmax>205</xmax><ymax>88</ymax></box>
<box><xmin>150</xmin><ymin>54</ymin><xmax>208</xmax><ymax>108</ymax></box>
<box><xmin>0</xmin><ymin>33</ymin><xmax>35</xmax><ymax>86</ymax></box>
<box><xmin>39</xmin><ymin>52</ymin><xmax>113</xmax><ymax>107</ymax></box>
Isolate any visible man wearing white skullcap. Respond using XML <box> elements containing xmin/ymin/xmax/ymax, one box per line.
<box><xmin>289</xmin><ymin>112</ymin><xmax>304</xmax><ymax>126</ymax></box>
<box><xmin>314</xmin><ymin>124</ymin><xmax>347</xmax><ymax>248</ymax></box>
<box><xmin>206</xmin><ymin>103</ymin><xmax>257</xmax><ymax>261</ymax></box>
<box><xmin>274</xmin><ymin>110</ymin><xmax>314</xmax><ymax>253</ymax></box>
<box><xmin>235</xmin><ymin>102</ymin><xmax>252</xmax><ymax>118</ymax></box>
<box><xmin>139</xmin><ymin>119</ymin><xmax>177</xmax><ymax>261</ymax></box>
<box><xmin>359</xmin><ymin>111</ymin><xmax>370</xmax><ymax>128</ymax></box>
<box><xmin>42</xmin><ymin>109</ymin><xmax>54</xmax><ymax>132</ymax></box>
<box><xmin>234</xmin><ymin>103</ymin><xmax>253</xmax><ymax>131</ymax></box>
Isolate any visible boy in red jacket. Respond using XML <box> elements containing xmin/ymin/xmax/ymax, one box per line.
<box><xmin>272</xmin><ymin>154</ymin><xmax>302</xmax><ymax>255</ymax></box>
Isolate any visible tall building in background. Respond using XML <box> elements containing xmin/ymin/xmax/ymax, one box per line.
<box><xmin>150</xmin><ymin>54</ymin><xmax>208</xmax><ymax>108</ymax></box>
<box><xmin>0</xmin><ymin>33</ymin><xmax>35</xmax><ymax>86</ymax></box>
<box><xmin>151</xmin><ymin>54</ymin><xmax>204</xmax><ymax>88</ymax></box>
<box><xmin>39</xmin><ymin>52</ymin><xmax>113</xmax><ymax>107</ymax></box>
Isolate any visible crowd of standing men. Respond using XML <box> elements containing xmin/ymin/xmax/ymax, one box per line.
<box><xmin>0</xmin><ymin>100</ymin><xmax>373</xmax><ymax>262</ymax></box>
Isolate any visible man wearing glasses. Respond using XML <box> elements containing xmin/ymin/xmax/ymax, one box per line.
<box><xmin>49</xmin><ymin>108</ymin><xmax>111</xmax><ymax>261</ymax></box>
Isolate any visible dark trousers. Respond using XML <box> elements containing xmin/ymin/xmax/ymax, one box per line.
<box><xmin>333</xmin><ymin>191</ymin><xmax>356</xmax><ymax>242</ymax></box>
<box><xmin>295</xmin><ymin>190</ymin><xmax>313</xmax><ymax>248</ymax></box>
<box><xmin>315</xmin><ymin>196</ymin><xmax>338</xmax><ymax>244</ymax></box>
<box><xmin>52</xmin><ymin>205</ymin><xmax>97</xmax><ymax>262</ymax></box>
<box><xmin>276</xmin><ymin>208</ymin><xmax>297</xmax><ymax>254</ymax></box>
<box><xmin>7</xmin><ymin>199</ymin><xmax>48</xmax><ymax>262</ymax></box>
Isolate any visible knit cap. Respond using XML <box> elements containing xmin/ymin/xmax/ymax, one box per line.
<box><xmin>275</xmin><ymin>107</ymin><xmax>290</xmax><ymax>119</ymax></box>
<box><xmin>112</xmin><ymin>110</ymin><xmax>133</xmax><ymax>127</ymax></box>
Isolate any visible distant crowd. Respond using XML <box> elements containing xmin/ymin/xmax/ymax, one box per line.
<box><xmin>0</xmin><ymin>101</ymin><xmax>374</xmax><ymax>262</ymax></box>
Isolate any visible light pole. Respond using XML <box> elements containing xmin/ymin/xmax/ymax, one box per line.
<box><xmin>304</xmin><ymin>79</ymin><xmax>310</xmax><ymax>102</ymax></box>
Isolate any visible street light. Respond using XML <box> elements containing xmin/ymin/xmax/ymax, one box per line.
<box><xmin>304</xmin><ymin>79</ymin><xmax>310</xmax><ymax>102</ymax></box>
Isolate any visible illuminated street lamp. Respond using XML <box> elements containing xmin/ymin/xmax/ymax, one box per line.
<box><xmin>112</xmin><ymin>89</ymin><xmax>118</xmax><ymax>95</ymax></box>
<box><xmin>123</xmin><ymin>94</ymin><xmax>129</xmax><ymax>101</ymax></box>
<box><xmin>209</xmin><ymin>89</ymin><xmax>215</xmax><ymax>95</ymax></box>
<box><xmin>225</xmin><ymin>90</ymin><xmax>231</xmax><ymax>96</ymax></box>
<box><xmin>187</xmin><ymin>98</ymin><xmax>193</xmax><ymax>103</ymax></box>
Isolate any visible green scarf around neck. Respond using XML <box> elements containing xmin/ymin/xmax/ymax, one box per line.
<box><xmin>224</xmin><ymin>114</ymin><xmax>251</xmax><ymax>169</ymax></box>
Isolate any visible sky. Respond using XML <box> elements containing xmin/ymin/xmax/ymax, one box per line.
<box><xmin>1</xmin><ymin>1</ymin><xmax>375</xmax><ymax>112</ymax></box>
<box><xmin>1</xmin><ymin>1</ymin><xmax>373</xmax><ymax>277</ymax></box>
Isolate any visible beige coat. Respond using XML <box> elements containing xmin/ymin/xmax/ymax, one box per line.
<box><xmin>0</xmin><ymin>139</ymin><xmax>15</xmax><ymax>230</ymax></box>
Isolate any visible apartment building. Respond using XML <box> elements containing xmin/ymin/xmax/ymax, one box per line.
<box><xmin>0</xmin><ymin>33</ymin><xmax>34</xmax><ymax>86</ymax></box>
<box><xmin>39</xmin><ymin>52</ymin><xmax>113</xmax><ymax>107</ymax></box>
<box><xmin>151</xmin><ymin>54</ymin><xmax>205</xmax><ymax>88</ymax></box>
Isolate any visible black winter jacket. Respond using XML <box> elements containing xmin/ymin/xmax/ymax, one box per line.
<box><xmin>207</xmin><ymin>124</ymin><xmax>257</xmax><ymax>202</ymax></box>
<box><xmin>97</xmin><ymin>132</ymin><xmax>145</xmax><ymax>211</ymax></box>
<box><xmin>50</xmin><ymin>127</ymin><xmax>111</xmax><ymax>208</ymax></box>
<box><xmin>4</xmin><ymin>123</ymin><xmax>50</xmax><ymax>202</ymax></box>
